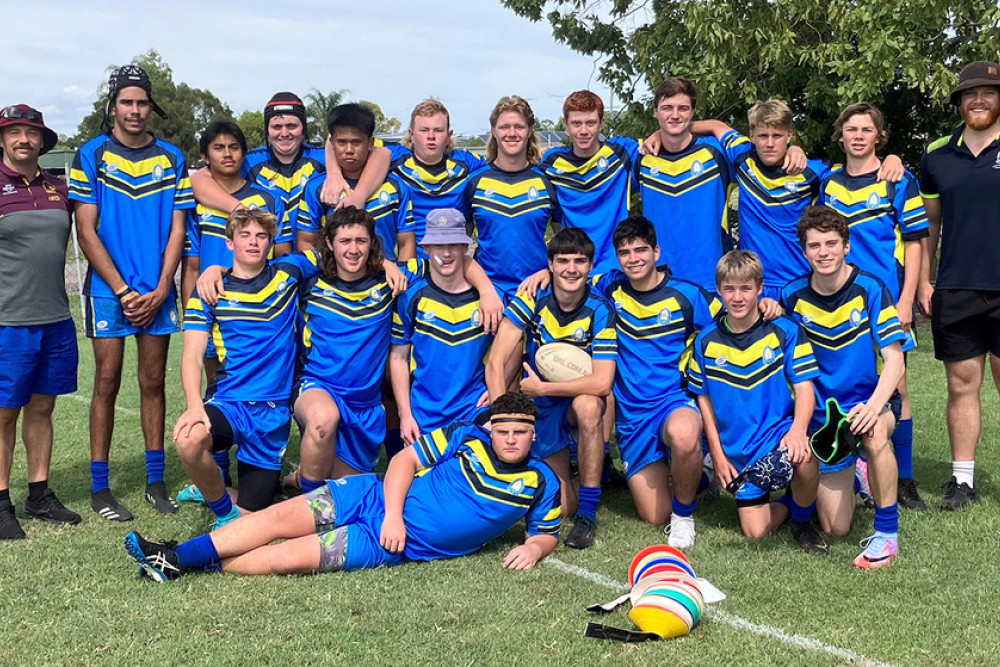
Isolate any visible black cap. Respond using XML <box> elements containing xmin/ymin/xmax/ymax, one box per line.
<box><xmin>949</xmin><ymin>61</ymin><xmax>1000</xmax><ymax>106</ymax></box>
<box><xmin>263</xmin><ymin>92</ymin><xmax>307</xmax><ymax>128</ymax></box>
<box><xmin>107</xmin><ymin>65</ymin><xmax>167</xmax><ymax>119</ymax></box>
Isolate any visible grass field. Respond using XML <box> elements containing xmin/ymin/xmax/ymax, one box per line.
<box><xmin>1</xmin><ymin>318</ymin><xmax>998</xmax><ymax>667</ymax></box>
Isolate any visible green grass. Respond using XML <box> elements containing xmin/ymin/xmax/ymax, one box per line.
<box><xmin>1</xmin><ymin>319</ymin><xmax>998</xmax><ymax>666</ymax></box>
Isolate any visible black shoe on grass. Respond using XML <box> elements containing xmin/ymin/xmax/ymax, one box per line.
<box><xmin>897</xmin><ymin>478</ymin><xmax>928</xmax><ymax>511</ymax></box>
<box><xmin>125</xmin><ymin>531</ymin><xmax>181</xmax><ymax>582</ymax></box>
<box><xmin>91</xmin><ymin>489</ymin><xmax>134</xmax><ymax>522</ymax></box>
<box><xmin>564</xmin><ymin>514</ymin><xmax>597</xmax><ymax>549</ymax></box>
<box><xmin>939</xmin><ymin>476</ymin><xmax>980</xmax><ymax>511</ymax></box>
<box><xmin>145</xmin><ymin>481</ymin><xmax>179</xmax><ymax>514</ymax></box>
<box><xmin>0</xmin><ymin>501</ymin><xmax>25</xmax><ymax>540</ymax></box>
<box><xmin>21</xmin><ymin>489</ymin><xmax>81</xmax><ymax>525</ymax></box>
<box><xmin>790</xmin><ymin>520</ymin><xmax>829</xmax><ymax>555</ymax></box>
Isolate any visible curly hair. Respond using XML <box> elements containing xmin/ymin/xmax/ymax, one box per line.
<box><xmin>318</xmin><ymin>206</ymin><xmax>384</xmax><ymax>281</ymax></box>
<box><xmin>486</xmin><ymin>95</ymin><xmax>542</xmax><ymax>165</ymax></box>
<box><xmin>490</xmin><ymin>392</ymin><xmax>539</xmax><ymax>420</ymax></box>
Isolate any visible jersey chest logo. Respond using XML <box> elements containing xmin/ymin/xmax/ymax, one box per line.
<box><xmin>714</xmin><ymin>355</ymin><xmax>728</xmax><ymax>367</ymax></box>
<box><xmin>762</xmin><ymin>346</ymin><xmax>775</xmax><ymax>365</ymax></box>
<box><xmin>785</xmin><ymin>181</ymin><xmax>799</xmax><ymax>193</ymax></box>
<box><xmin>865</xmin><ymin>192</ymin><xmax>881</xmax><ymax>209</ymax></box>
<box><xmin>849</xmin><ymin>309</ymin><xmax>863</xmax><ymax>328</ymax></box>
<box><xmin>471</xmin><ymin>309</ymin><xmax>481</xmax><ymax>327</ymax></box>
<box><xmin>597</xmin><ymin>156</ymin><xmax>609</xmax><ymax>172</ymax></box>
<box><xmin>658</xmin><ymin>309</ymin><xmax>673</xmax><ymax>325</ymax></box>
<box><xmin>507</xmin><ymin>478</ymin><xmax>525</xmax><ymax>495</ymax></box>
<box><xmin>572</xmin><ymin>327</ymin><xmax>586</xmax><ymax>341</ymax></box>
<box><xmin>691</xmin><ymin>160</ymin><xmax>704</xmax><ymax>177</ymax></box>
<box><xmin>528</xmin><ymin>186</ymin><xmax>539</xmax><ymax>200</ymax></box>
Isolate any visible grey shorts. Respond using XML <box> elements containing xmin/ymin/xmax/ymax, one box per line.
<box><xmin>305</xmin><ymin>487</ymin><xmax>348</xmax><ymax>573</ymax></box>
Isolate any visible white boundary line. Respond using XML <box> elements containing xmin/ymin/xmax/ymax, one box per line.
<box><xmin>543</xmin><ymin>556</ymin><xmax>899</xmax><ymax>667</ymax></box>
<box><xmin>65</xmin><ymin>393</ymin><xmax>139</xmax><ymax>416</ymax></box>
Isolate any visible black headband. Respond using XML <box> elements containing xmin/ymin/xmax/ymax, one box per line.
<box><xmin>490</xmin><ymin>417</ymin><xmax>536</xmax><ymax>425</ymax></box>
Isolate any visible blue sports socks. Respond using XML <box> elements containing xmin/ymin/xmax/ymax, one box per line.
<box><xmin>175</xmin><ymin>533</ymin><xmax>222</xmax><ymax>572</ymax></box>
<box><xmin>577</xmin><ymin>485</ymin><xmax>601</xmax><ymax>522</ymax></box>
<box><xmin>300</xmin><ymin>475</ymin><xmax>324</xmax><ymax>494</ymax></box>
<box><xmin>207</xmin><ymin>491</ymin><xmax>234</xmax><ymax>519</ymax></box>
<box><xmin>90</xmin><ymin>461</ymin><xmax>110</xmax><ymax>494</ymax></box>
<box><xmin>145</xmin><ymin>450</ymin><xmax>165</xmax><ymax>485</ymax></box>
<box><xmin>213</xmin><ymin>450</ymin><xmax>233</xmax><ymax>487</ymax></box>
<box><xmin>874</xmin><ymin>502</ymin><xmax>899</xmax><ymax>535</ymax></box>
<box><xmin>892</xmin><ymin>418</ymin><xmax>914</xmax><ymax>479</ymax></box>
<box><xmin>672</xmin><ymin>497</ymin><xmax>697</xmax><ymax>518</ymax></box>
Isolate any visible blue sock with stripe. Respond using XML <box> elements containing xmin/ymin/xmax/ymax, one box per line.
<box><xmin>90</xmin><ymin>461</ymin><xmax>110</xmax><ymax>493</ymax></box>
<box><xmin>577</xmin><ymin>485</ymin><xmax>601</xmax><ymax>522</ymax></box>
<box><xmin>874</xmin><ymin>503</ymin><xmax>899</xmax><ymax>534</ymax></box>
<box><xmin>892</xmin><ymin>418</ymin><xmax>914</xmax><ymax>479</ymax></box>
<box><xmin>671</xmin><ymin>497</ymin><xmax>697</xmax><ymax>518</ymax></box>
<box><xmin>212</xmin><ymin>450</ymin><xmax>233</xmax><ymax>487</ymax></box>
<box><xmin>300</xmin><ymin>475</ymin><xmax>324</xmax><ymax>494</ymax></box>
<box><xmin>145</xmin><ymin>450</ymin><xmax>165</xmax><ymax>485</ymax></box>
<box><xmin>206</xmin><ymin>492</ymin><xmax>234</xmax><ymax>519</ymax></box>
<box><xmin>175</xmin><ymin>533</ymin><xmax>222</xmax><ymax>572</ymax></box>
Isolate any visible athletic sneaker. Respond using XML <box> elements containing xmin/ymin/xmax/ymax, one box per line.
<box><xmin>211</xmin><ymin>506</ymin><xmax>241</xmax><ymax>532</ymax></box>
<box><xmin>939</xmin><ymin>476</ymin><xmax>981</xmax><ymax>511</ymax></box>
<box><xmin>790</xmin><ymin>520</ymin><xmax>829</xmax><ymax>555</ymax></box>
<box><xmin>21</xmin><ymin>489</ymin><xmax>81</xmax><ymax>525</ymax></box>
<box><xmin>897</xmin><ymin>478</ymin><xmax>928</xmax><ymax>511</ymax></box>
<box><xmin>602</xmin><ymin>453</ymin><xmax>628</xmax><ymax>490</ymax></box>
<box><xmin>176</xmin><ymin>484</ymin><xmax>206</xmax><ymax>505</ymax></box>
<box><xmin>855</xmin><ymin>460</ymin><xmax>875</xmax><ymax>509</ymax></box>
<box><xmin>125</xmin><ymin>531</ymin><xmax>181</xmax><ymax>582</ymax></box>
<box><xmin>145</xmin><ymin>482</ymin><xmax>179</xmax><ymax>514</ymax></box>
<box><xmin>854</xmin><ymin>533</ymin><xmax>898</xmax><ymax>569</ymax></box>
<box><xmin>91</xmin><ymin>489</ymin><xmax>134</xmax><ymax>522</ymax></box>
<box><xmin>564</xmin><ymin>514</ymin><xmax>597</xmax><ymax>549</ymax></box>
<box><xmin>0</xmin><ymin>501</ymin><xmax>26</xmax><ymax>540</ymax></box>
<box><xmin>665</xmin><ymin>514</ymin><xmax>696</xmax><ymax>549</ymax></box>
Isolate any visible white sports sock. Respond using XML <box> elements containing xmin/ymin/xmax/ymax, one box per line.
<box><xmin>952</xmin><ymin>460</ymin><xmax>975</xmax><ymax>487</ymax></box>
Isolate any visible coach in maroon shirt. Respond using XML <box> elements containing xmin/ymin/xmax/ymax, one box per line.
<box><xmin>0</xmin><ymin>104</ymin><xmax>81</xmax><ymax>539</ymax></box>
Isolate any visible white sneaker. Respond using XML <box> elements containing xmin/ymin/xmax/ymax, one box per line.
<box><xmin>665</xmin><ymin>513</ymin><xmax>696</xmax><ymax>549</ymax></box>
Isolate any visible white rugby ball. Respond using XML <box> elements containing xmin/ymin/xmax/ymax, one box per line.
<box><xmin>534</xmin><ymin>342</ymin><xmax>594</xmax><ymax>382</ymax></box>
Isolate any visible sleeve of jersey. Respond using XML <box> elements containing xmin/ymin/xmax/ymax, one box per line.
<box><xmin>388</xmin><ymin>144</ymin><xmax>411</xmax><ymax>162</ymax></box>
<box><xmin>68</xmin><ymin>146</ymin><xmax>96</xmax><ymax>204</ymax></box>
<box><xmin>275</xmin><ymin>250</ymin><xmax>321</xmax><ymax>281</ymax></box>
<box><xmin>172</xmin><ymin>153</ymin><xmax>196</xmax><ymax>210</ymax></box>
<box><xmin>591</xmin><ymin>305</ymin><xmax>618</xmax><ymax>361</ymax></box>
<box><xmin>869</xmin><ymin>282</ymin><xmax>906</xmax><ymax>348</ymax></box>
<box><xmin>720</xmin><ymin>130</ymin><xmax>752</xmax><ymax>164</ymax></box>
<box><xmin>298</xmin><ymin>181</ymin><xmax>323</xmax><ymax>234</ymax></box>
<box><xmin>686</xmin><ymin>338</ymin><xmax>708</xmax><ymax>395</ymax></box>
<box><xmin>453</xmin><ymin>148</ymin><xmax>487</xmax><ymax>171</ymax></box>
<box><xmin>607</xmin><ymin>135</ymin><xmax>641</xmax><ymax>164</ymax></box>
<box><xmin>391</xmin><ymin>293</ymin><xmax>414</xmax><ymax>345</ymax></box>
<box><xmin>183</xmin><ymin>209</ymin><xmax>200</xmax><ymax>258</ymax></box>
<box><xmin>396</xmin><ymin>183</ymin><xmax>416</xmax><ymax>233</ymax></box>
<box><xmin>785</xmin><ymin>323</ymin><xmax>820</xmax><ymax>382</ymax></box>
<box><xmin>896</xmin><ymin>173</ymin><xmax>930</xmax><ymax>239</ymax></box>
<box><xmin>273</xmin><ymin>199</ymin><xmax>293</xmax><ymax>246</ymax></box>
<box><xmin>524</xmin><ymin>467</ymin><xmax>561</xmax><ymax>537</ymax></box>
<box><xmin>918</xmin><ymin>151</ymin><xmax>938</xmax><ymax>199</ymax></box>
<box><xmin>412</xmin><ymin>423</ymin><xmax>464</xmax><ymax>469</ymax></box>
<box><xmin>402</xmin><ymin>258</ymin><xmax>428</xmax><ymax>282</ymax></box>
<box><xmin>503</xmin><ymin>294</ymin><xmax>535</xmax><ymax>331</ymax></box>
<box><xmin>591</xmin><ymin>270</ymin><xmax>616</xmax><ymax>296</ymax></box>
<box><xmin>545</xmin><ymin>175</ymin><xmax>563</xmax><ymax>224</ymax></box>
<box><xmin>183</xmin><ymin>297</ymin><xmax>212</xmax><ymax>332</ymax></box>
<box><xmin>695</xmin><ymin>286</ymin><xmax>723</xmax><ymax>326</ymax></box>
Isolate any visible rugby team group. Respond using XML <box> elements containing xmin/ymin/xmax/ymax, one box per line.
<box><xmin>2</xmin><ymin>58</ymin><xmax>998</xmax><ymax>583</ymax></box>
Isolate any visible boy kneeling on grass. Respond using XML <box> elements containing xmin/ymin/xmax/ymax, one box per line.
<box><xmin>125</xmin><ymin>392</ymin><xmax>561</xmax><ymax>580</ymax></box>
<box><xmin>687</xmin><ymin>250</ymin><xmax>828</xmax><ymax>553</ymax></box>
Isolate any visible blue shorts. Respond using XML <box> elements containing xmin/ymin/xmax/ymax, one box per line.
<box><xmin>0</xmin><ymin>319</ymin><xmax>78</xmax><ymax>408</ymax></box>
<box><xmin>205</xmin><ymin>398</ymin><xmax>291</xmax><ymax>471</ymax></box>
<box><xmin>84</xmin><ymin>294</ymin><xmax>179</xmax><ymax>338</ymax></box>
<box><xmin>616</xmin><ymin>393</ymin><xmax>699</xmax><ymax>479</ymax></box>
<box><xmin>815</xmin><ymin>391</ymin><xmax>902</xmax><ymax>474</ymax></box>
<box><xmin>534</xmin><ymin>397</ymin><xmax>574</xmax><ymax>459</ymax></box>
<box><xmin>321</xmin><ymin>475</ymin><xmax>405</xmax><ymax>571</ymax></box>
<box><xmin>298</xmin><ymin>379</ymin><xmax>386</xmax><ymax>473</ymax></box>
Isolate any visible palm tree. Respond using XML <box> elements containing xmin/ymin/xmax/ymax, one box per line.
<box><xmin>305</xmin><ymin>88</ymin><xmax>350</xmax><ymax>141</ymax></box>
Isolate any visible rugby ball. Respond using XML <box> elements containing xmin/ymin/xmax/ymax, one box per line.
<box><xmin>534</xmin><ymin>342</ymin><xmax>593</xmax><ymax>382</ymax></box>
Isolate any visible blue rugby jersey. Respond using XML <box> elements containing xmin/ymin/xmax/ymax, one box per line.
<box><xmin>184</xmin><ymin>181</ymin><xmax>288</xmax><ymax>267</ymax></box>
<box><xmin>69</xmin><ymin>133</ymin><xmax>195</xmax><ymax>297</ymax></box>
<box><xmin>244</xmin><ymin>143</ymin><xmax>326</xmax><ymax>236</ymax></box>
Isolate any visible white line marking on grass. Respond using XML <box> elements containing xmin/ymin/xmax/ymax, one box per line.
<box><xmin>66</xmin><ymin>393</ymin><xmax>139</xmax><ymax>416</ymax></box>
<box><xmin>543</xmin><ymin>556</ymin><xmax>899</xmax><ymax>667</ymax></box>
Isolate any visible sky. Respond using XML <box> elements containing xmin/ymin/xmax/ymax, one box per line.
<box><xmin>2</xmin><ymin>1</ymin><xmax>615</xmax><ymax>138</ymax></box>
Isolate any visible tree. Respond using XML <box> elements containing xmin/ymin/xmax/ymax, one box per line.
<box><xmin>70</xmin><ymin>50</ymin><xmax>232</xmax><ymax>164</ymax></box>
<box><xmin>305</xmin><ymin>88</ymin><xmax>349</xmax><ymax>142</ymax></box>
<box><xmin>359</xmin><ymin>100</ymin><xmax>402</xmax><ymax>134</ymax></box>
<box><xmin>501</xmin><ymin>0</ymin><xmax>1000</xmax><ymax>165</ymax></box>
<box><xmin>535</xmin><ymin>118</ymin><xmax>566</xmax><ymax>131</ymax></box>
<box><xmin>235</xmin><ymin>109</ymin><xmax>266</xmax><ymax>151</ymax></box>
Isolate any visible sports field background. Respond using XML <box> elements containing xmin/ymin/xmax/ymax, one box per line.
<box><xmin>0</xmin><ymin>315</ymin><xmax>996</xmax><ymax>666</ymax></box>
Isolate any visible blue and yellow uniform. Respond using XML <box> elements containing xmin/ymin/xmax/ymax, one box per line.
<box><xmin>634</xmin><ymin>136</ymin><xmax>733</xmax><ymax>290</ymax></box>
<box><xmin>392</xmin><ymin>278</ymin><xmax>492</xmax><ymax>431</ymax></box>
<box><xmin>819</xmin><ymin>169</ymin><xmax>929</xmax><ymax>302</ymax></box>
<box><xmin>687</xmin><ymin>316</ymin><xmax>819</xmax><ymax>498</ymax></box>
<box><xmin>298</xmin><ymin>174</ymin><xmax>415</xmax><ymax>260</ymax></box>
<box><xmin>184</xmin><ymin>181</ymin><xmax>288</xmax><ymax>269</ymax></box>
<box><xmin>539</xmin><ymin>137</ymin><xmax>639</xmax><ymax>274</ymax></box>
<box><xmin>781</xmin><ymin>267</ymin><xmax>907</xmax><ymax>472</ymax></box>
<box><xmin>389</xmin><ymin>145</ymin><xmax>486</xmax><ymax>255</ymax></box>
<box><xmin>503</xmin><ymin>286</ymin><xmax>618</xmax><ymax>458</ymax></box>
<box><xmin>314</xmin><ymin>421</ymin><xmax>561</xmax><ymax>571</ymax></box>
<box><xmin>719</xmin><ymin>130</ymin><xmax>833</xmax><ymax>299</ymax></box>
<box><xmin>297</xmin><ymin>260</ymin><xmax>426</xmax><ymax>472</ymax></box>
<box><xmin>183</xmin><ymin>252</ymin><xmax>320</xmax><ymax>470</ymax></box>
<box><xmin>244</xmin><ymin>143</ymin><xmax>326</xmax><ymax>240</ymax></box>
<box><xmin>69</xmin><ymin>133</ymin><xmax>195</xmax><ymax>337</ymax></box>
<box><xmin>594</xmin><ymin>267</ymin><xmax>721</xmax><ymax>477</ymax></box>
<box><xmin>464</xmin><ymin>165</ymin><xmax>561</xmax><ymax>301</ymax></box>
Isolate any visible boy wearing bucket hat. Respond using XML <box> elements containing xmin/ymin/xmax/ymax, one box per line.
<box><xmin>0</xmin><ymin>105</ymin><xmax>81</xmax><ymax>539</ymax></box>
<box><xmin>918</xmin><ymin>60</ymin><xmax>1000</xmax><ymax>510</ymax></box>
<box><xmin>781</xmin><ymin>206</ymin><xmax>905</xmax><ymax>568</ymax></box>
<box><xmin>389</xmin><ymin>209</ymin><xmax>494</xmax><ymax>444</ymax></box>
<box><xmin>70</xmin><ymin>64</ymin><xmax>195</xmax><ymax>521</ymax></box>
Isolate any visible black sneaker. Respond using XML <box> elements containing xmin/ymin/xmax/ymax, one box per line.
<box><xmin>21</xmin><ymin>488</ymin><xmax>82</xmax><ymax>525</ymax></box>
<box><xmin>0</xmin><ymin>501</ymin><xmax>26</xmax><ymax>540</ymax></box>
<box><xmin>790</xmin><ymin>520</ymin><xmax>829</xmax><ymax>555</ymax></box>
<box><xmin>124</xmin><ymin>531</ymin><xmax>181</xmax><ymax>582</ymax></box>
<box><xmin>91</xmin><ymin>489</ymin><xmax>134</xmax><ymax>522</ymax></box>
<box><xmin>564</xmin><ymin>513</ymin><xmax>597</xmax><ymax>549</ymax></box>
<box><xmin>145</xmin><ymin>481</ymin><xmax>179</xmax><ymax>514</ymax></box>
<box><xmin>939</xmin><ymin>476</ymin><xmax>981</xmax><ymax>511</ymax></box>
<box><xmin>897</xmin><ymin>478</ymin><xmax>928</xmax><ymax>511</ymax></box>
<box><xmin>601</xmin><ymin>453</ymin><xmax>628</xmax><ymax>490</ymax></box>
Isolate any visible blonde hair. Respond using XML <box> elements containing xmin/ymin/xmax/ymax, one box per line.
<box><xmin>716</xmin><ymin>250</ymin><xmax>764</xmax><ymax>288</ymax></box>
<box><xmin>486</xmin><ymin>95</ymin><xmax>543</xmax><ymax>165</ymax></box>
<box><xmin>225</xmin><ymin>208</ymin><xmax>277</xmax><ymax>240</ymax></box>
<box><xmin>748</xmin><ymin>98</ymin><xmax>794</xmax><ymax>132</ymax></box>
<box><xmin>402</xmin><ymin>98</ymin><xmax>455</xmax><ymax>152</ymax></box>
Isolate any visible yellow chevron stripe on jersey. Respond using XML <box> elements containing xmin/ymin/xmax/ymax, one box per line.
<box><xmin>617</xmin><ymin>291</ymin><xmax>683</xmax><ymax>321</ymax></box>
<box><xmin>704</xmin><ymin>360</ymin><xmax>784</xmax><ymax>390</ymax></box>
<box><xmin>792</xmin><ymin>294</ymin><xmax>866</xmax><ymax>330</ymax></box>
<box><xmin>824</xmin><ymin>179</ymin><xmax>889</xmax><ymax>207</ymax></box>
<box><xmin>539</xmin><ymin>307</ymin><xmax>594</xmax><ymax>341</ymax></box>
<box><xmin>646</xmin><ymin>148</ymin><xmax>718</xmax><ymax>178</ymax></box>
<box><xmin>704</xmin><ymin>332</ymin><xmax>783</xmax><ymax>368</ymax></box>
<box><xmin>417</xmin><ymin>297</ymin><xmax>480</xmax><ymax>325</ymax></box>
<box><xmin>102</xmin><ymin>152</ymin><xmax>175</xmax><ymax>179</ymax></box>
<box><xmin>458</xmin><ymin>440</ymin><xmax>540</xmax><ymax>508</ymax></box>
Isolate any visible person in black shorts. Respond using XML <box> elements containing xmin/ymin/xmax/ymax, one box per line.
<box><xmin>918</xmin><ymin>60</ymin><xmax>1000</xmax><ymax>510</ymax></box>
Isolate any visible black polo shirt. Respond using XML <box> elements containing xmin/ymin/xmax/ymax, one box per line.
<box><xmin>920</xmin><ymin>127</ymin><xmax>1000</xmax><ymax>290</ymax></box>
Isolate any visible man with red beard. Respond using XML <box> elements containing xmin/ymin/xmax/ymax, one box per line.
<box><xmin>918</xmin><ymin>61</ymin><xmax>1000</xmax><ymax>510</ymax></box>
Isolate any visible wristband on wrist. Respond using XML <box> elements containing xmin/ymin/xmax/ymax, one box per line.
<box><xmin>116</xmin><ymin>286</ymin><xmax>136</xmax><ymax>300</ymax></box>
